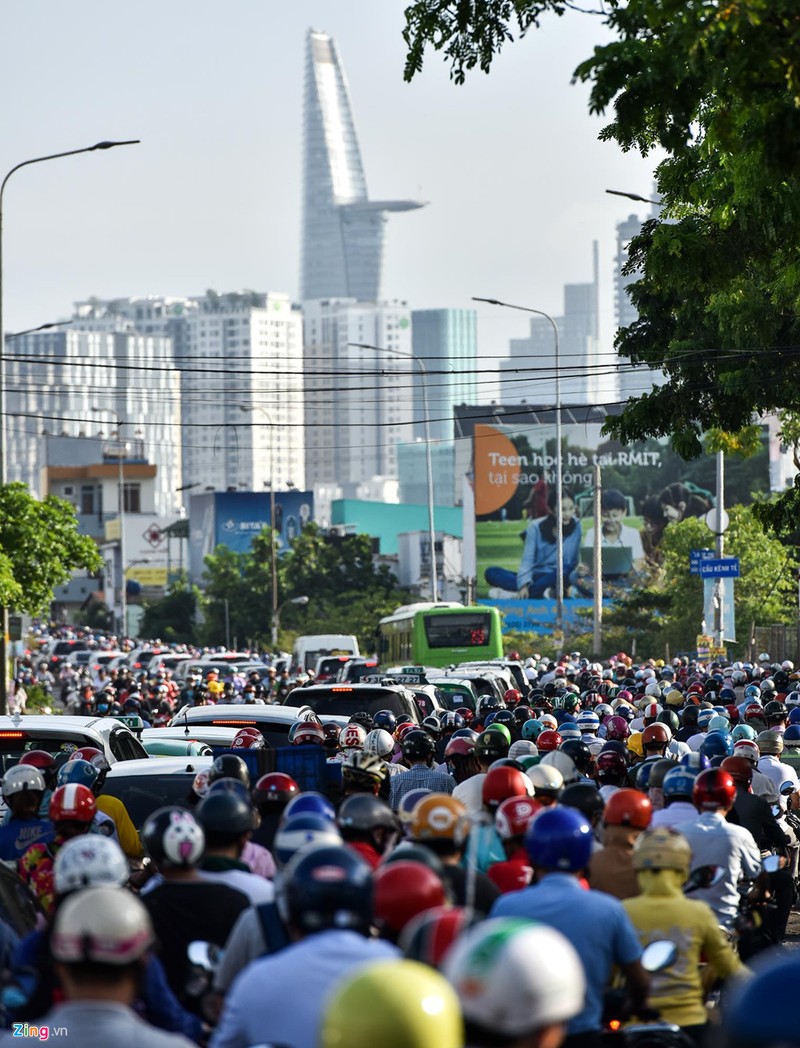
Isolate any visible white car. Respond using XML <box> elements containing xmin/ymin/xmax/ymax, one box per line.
<box><xmin>0</xmin><ymin>714</ymin><xmax>148</xmax><ymax>770</ymax></box>
<box><xmin>169</xmin><ymin>703</ymin><xmax>349</xmax><ymax>747</ymax></box>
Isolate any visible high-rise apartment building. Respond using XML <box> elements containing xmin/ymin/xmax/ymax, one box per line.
<box><xmin>499</xmin><ymin>243</ymin><xmax>601</xmax><ymax>406</ymax></box>
<box><xmin>300</xmin><ymin>30</ymin><xmax>424</xmax><ymax>302</ymax></box>
<box><xmin>410</xmin><ymin>309</ymin><xmax>477</xmax><ymax>442</ymax></box>
<box><xmin>614</xmin><ymin>212</ymin><xmax>667</xmax><ymax>402</ymax></box>
<box><xmin>5</xmin><ymin>325</ymin><xmax>181</xmax><ymax>515</ymax></box>
<box><xmin>303</xmin><ymin>298</ymin><xmax>414</xmax><ymax>494</ymax></box>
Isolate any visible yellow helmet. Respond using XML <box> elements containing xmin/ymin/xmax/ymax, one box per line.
<box><xmin>410</xmin><ymin>794</ymin><xmax>470</xmax><ymax>848</ymax></box>
<box><xmin>627</xmin><ymin>732</ymin><xmax>644</xmax><ymax>758</ymax></box>
<box><xmin>320</xmin><ymin>959</ymin><xmax>463</xmax><ymax>1048</ymax></box>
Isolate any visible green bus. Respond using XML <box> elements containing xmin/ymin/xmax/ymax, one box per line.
<box><xmin>378</xmin><ymin>602</ymin><xmax>503</xmax><ymax>669</ymax></box>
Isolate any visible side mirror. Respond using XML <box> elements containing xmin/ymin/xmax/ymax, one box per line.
<box><xmin>187</xmin><ymin>941</ymin><xmax>221</xmax><ymax>972</ymax></box>
<box><xmin>780</xmin><ymin>780</ymin><xmax>795</xmax><ymax>797</ymax></box>
<box><xmin>762</xmin><ymin>854</ymin><xmax>783</xmax><ymax>874</ymax></box>
<box><xmin>684</xmin><ymin>865</ymin><xmax>724</xmax><ymax>892</ymax></box>
<box><xmin>641</xmin><ymin>940</ymin><xmax>677</xmax><ymax>972</ymax></box>
<box><xmin>772</xmin><ymin>804</ymin><xmax>783</xmax><ymax>818</ymax></box>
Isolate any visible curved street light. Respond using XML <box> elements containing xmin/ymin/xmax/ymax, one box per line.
<box><xmin>273</xmin><ymin>594</ymin><xmax>310</xmax><ymax>648</ymax></box>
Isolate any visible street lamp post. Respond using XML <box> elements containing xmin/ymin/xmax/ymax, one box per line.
<box><xmin>473</xmin><ymin>298</ymin><xmax>565</xmax><ymax>640</ymax></box>
<box><xmin>273</xmin><ymin>595</ymin><xmax>310</xmax><ymax>649</ymax></box>
<box><xmin>238</xmin><ymin>405</ymin><xmax>279</xmax><ymax>647</ymax></box>
<box><xmin>349</xmin><ymin>342</ymin><xmax>439</xmax><ymax>603</ymax></box>
<box><xmin>0</xmin><ymin>139</ymin><xmax>139</xmax><ymax>711</ymax></box>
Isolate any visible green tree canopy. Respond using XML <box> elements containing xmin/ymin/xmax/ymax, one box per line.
<box><xmin>0</xmin><ymin>483</ymin><xmax>102</xmax><ymax>612</ymax></box>
<box><xmin>403</xmin><ymin>0</ymin><xmax>800</xmax><ymax>531</ymax></box>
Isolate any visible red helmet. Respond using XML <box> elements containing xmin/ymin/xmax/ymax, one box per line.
<box><xmin>252</xmin><ymin>773</ymin><xmax>300</xmax><ymax>809</ymax></box>
<box><xmin>641</xmin><ymin>723</ymin><xmax>671</xmax><ymax>747</ymax></box>
<box><xmin>49</xmin><ymin>783</ymin><xmax>96</xmax><ymax>824</ymax></box>
<box><xmin>231</xmin><ymin>727</ymin><xmax>264</xmax><ymax>750</ymax></box>
<box><xmin>720</xmin><ymin>756</ymin><xmax>753</xmax><ymax>788</ymax></box>
<box><xmin>503</xmin><ymin>689</ymin><xmax>522</xmax><ymax>706</ymax></box>
<box><xmin>68</xmin><ymin>746</ymin><xmax>104</xmax><ymax>764</ymax></box>
<box><xmin>395</xmin><ymin>722</ymin><xmax>418</xmax><ymax>744</ymax></box>
<box><xmin>444</xmin><ymin>736</ymin><xmax>475</xmax><ymax>759</ymax></box>
<box><xmin>373</xmin><ymin>861</ymin><xmax>447</xmax><ymax>936</ymax></box>
<box><xmin>605</xmin><ymin>716</ymin><xmax>630</xmax><ymax>742</ymax></box>
<box><xmin>400</xmin><ymin>906</ymin><xmax>481</xmax><ymax>968</ymax></box>
<box><xmin>481</xmin><ymin>767</ymin><xmax>531</xmax><ymax>810</ymax></box>
<box><xmin>494</xmin><ymin>796</ymin><xmax>542</xmax><ymax>840</ymax></box>
<box><xmin>616</xmin><ymin>690</ymin><xmax>634</xmax><ymax>704</ymax></box>
<box><xmin>537</xmin><ymin>729</ymin><xmax>562</xmax><ymax>753</ymax></box>
<box><xmin>745</xmin><ymin>704</ymin><xmax>764</xmax><ymax>722</ymax></box>
<box><xmin>595</xmin><ymin>750</ymin><xmax>628</xmax><ymax>782</ymax></box>
<box><xmin>19</xmin><ymin>750</ymin><xmax>57</xmax><ymax>772</ymax></box>
<box><xmin>725</xmin><ymin>705</ymin><xmax>740</xmax><ymax>725</ymax></box>
<box><xmin>687</xmin><ymin>682</ymin><xmax>705</xmax><ymax>696</ymax></box>
<box><xmin>603</xmin><ymin>788</ymin><xmax>652</xmax><ymax>829</ymax></box>
<box><xmin>293</xmin><ymin>724</ymin><xmax>326</xmax><ymax>747</ymax></box>
<box><xmin>455</xmin><ymin>707</ymin><xmax>474</xmax><ymax>724</ymax></box>
<box><xmin>693</xmin><ymin>769</ymin><xmax>736</xmax><ymax>812</ymax></box>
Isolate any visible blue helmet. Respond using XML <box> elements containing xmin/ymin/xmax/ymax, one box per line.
<box><xmin>697</xmin><ymin>710</ymin><xmax>716</xmax><ymax>730</ymax></box>
<box><xmin>784</xmin><ymin>724</ymin><xmax>800</xmax><ymax>745</ymax></box>
<box><xmin>700</xmin><ymin>730</ymin><xmax>734</xmax><ymax>760</ymax></box>
<box><xmin>662</xmin><ymin>766</ymin><xmax>697</xmax><ymax>800</ymax></box>
<box><xmin>373</xmin><ymin>710</ymin><xmax>397</xmax><ymax>732</ymax></box>
<box><xmin>680</xmin><ymin>751</ymin><xmax>711</xmax><ymax>773</ymax></box>
<box><xmin>522</xmin><ymin>719</ymin><xmax>544</xmax><ymax>741</ymax></box>
<box><xmin>56</xmin><ymin>759</ymin><xmax>99</xmax><ymax>789</ymax></box>
<box><xmin>732</xmin><ymin>723</ymin><xmax>758</xmax><ymax>741</ymax></box>
<box><xmin>524</xmin><ymin>806</ymin><xmax>593</xmax><ymax>872</ymax></box>
<box><xmin>277</xmin><ymin>844</ymin><xmax>372</xmax><ymax>934</ymax></box>
<box><xmin>723</xmin><ymin>951</ymin><xmax>800</xmax><ymax>1048</ymax></box>
<box><xmin>273</xmin><ymin>813</ymin><xmax>342</xmax><ymax>869</ymax></box>
<box><xmin>282</xmin><ymin>791</ymin><xmax>336</xmax><ymax>823</ymax></box>
<box><xmin>789</xmin><ymin>708</ymin><xmax>800</xmax><ymax>725</ymax></box>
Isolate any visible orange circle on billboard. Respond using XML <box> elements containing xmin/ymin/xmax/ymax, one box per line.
<box><xmin>474</xmin><ymin>424</ymin><xmax>521</xmax><ymax>515</ymax></box>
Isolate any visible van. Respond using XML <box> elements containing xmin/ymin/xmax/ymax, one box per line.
<box><xmin>292</xmin><ymin>634</ymin><xmax>360</xmax><ymax>674</ymax></box>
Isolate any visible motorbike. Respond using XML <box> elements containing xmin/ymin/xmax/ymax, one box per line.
<box><xmin>602</xmin><ymin>941</ymin><xmax>695</xmax><ymax>1048</ymax></box>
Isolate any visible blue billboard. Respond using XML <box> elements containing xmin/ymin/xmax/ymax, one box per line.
<box><xmin>189</xmin><ymin>490</ymin><xmax>315</xmax><ymax>583</ymax></box>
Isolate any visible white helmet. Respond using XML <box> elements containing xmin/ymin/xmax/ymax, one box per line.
<box><xmin>2</xmin><ymin>765</ymin><xmax>45</xmax><ymax>799</ymax></box>
<box><xmin>783</xmin><ymin>661</ymin><xmax>795</xmax><ymax>671</ymax></box>
<box><xmin>443</xmin><ymin>918</ymin><xmax>585</xmax><ymax>1036</ymax></box>
<box><xmin>339</xmin><ymin>723</ymin><xmax>367</xmax><ymax>751</ymax></box>
<box><xmin>644</xmin><ymin>682</ymin><xmax>662</xmax><ymax>698</ymax></box>
<box><xmin>539</xmin><ymin>750</ymin><xmax>579</xmax><ymax>784</ymax></box>
<box><xmin>527</xmin><ymin>764</ymin><xmax>565</xmax><ymax>794</ymax></box>
<box><xmin>508</xmin><ymin>740</ymin><xmax>538</xmax><ymax>760</ymax></box>
<box><xmin>54</xmin><ymin>835</ymin><xmax>129</xmax><ymax>895</ymax></box>
<box><xmin>758</xmin><ymin>653</ymin><xmax>771</xmax><ymax>664</ymax></box>
<box><xmin>51</xmin><ymin>886</ymin><xmax>153</xmax><ymax>965</ymax></box>
<box><xmin>364</xmin><ymin>728</ymin><xmax>394</xmax><ymax>759</ymax></box>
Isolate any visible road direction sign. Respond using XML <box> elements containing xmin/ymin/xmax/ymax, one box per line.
<box><xmin>699</xmin><ymin>557</ymin><xmax>740</xmax><ymax>578</ymax></box>
<box><xmin>689</xmin><ymin>549</ymin><xmax>715</xmax><ymax>575</ymax></box>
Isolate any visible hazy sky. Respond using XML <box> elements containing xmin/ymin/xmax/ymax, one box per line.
<box><xmin>2</xmin><ymin>2</ymin><xmax>656</xmax><ymax>390</ymax></box>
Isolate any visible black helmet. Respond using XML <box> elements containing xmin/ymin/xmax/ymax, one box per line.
<box><xmin>474</xmin><ymin>730</ymin><xmax>508</xmax><ymax>763</ymax></box>
<box><xmin>559</xmin><ymin>782</ymin><xmax>604</xmax><ymax>824</ymax></box>
<box><xmin>491</xmin><ymin>709</ymin><xmax>516</xmax><ymax>730</ymax></box>
<box><xmin>141</xmin><ymin>806</ymin><xmax>205</xmax><ymax>869</ymax></box>
<box><xmin>764</xmin><ymin>700</ymin><xmax>789</xmax><ymax>721</ymax></box>
<box><xmin>656</xmin><ymin>710</ymin><xmax>680</xmax><ymax>734</ymax></box>
<box><xmin>195</xmin><ymin>791</ymin><xmax>255</xmax><ymax>835</ymax></box>
<box><xmin>648</xmin><ymin>757</ymin><xmax>678</xmax><ymax>791</ymax></box>
<box><xmin>338</xmin><ymin>794</ymin><xmax>398</xmax><ymax>834</ymax></box>
<box><xmin>349</xmin><ymin>711</ymin><xmax>375</xmax><ymax>731</ymax></box>
<box><xmin>559</xmin><ymin>739</ymin><xmax>594</xmax><ymax>776</ymax></box>
<box><xmin>208</xmin><ymin>753</ymin><xmax>250</xmax><ymax>787</ymax></box>
<box><xmin>402</xmin><ymin>730</ymin><xmax>435</xmax><ymax>762</ymax></box>
<box><xmin>278</xmin><ymin>844</ymin><xmax>373</xmax><ymax>934</ymax></box>
<box><xmin>682</xmin><ymin>706</ymin><xmax>699</xmax><ymax>729</ymax></box>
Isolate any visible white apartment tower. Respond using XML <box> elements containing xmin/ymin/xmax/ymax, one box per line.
<box><xmin>303</xmin><ymin>299</ymin><xmax>414</xmax><ymax>495</ymax></box>
<box><xmin>5</xmin><ymin>325</ymin><xmax>181</xmax><ymax>515</ymax></box>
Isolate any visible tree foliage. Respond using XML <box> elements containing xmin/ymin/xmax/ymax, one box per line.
<box><xmin>0</xmin><ymin>483</ymin><xmax>102</xmax><ymax>613</ymax></box>
<box><xmin>601</xmin><ymin>507</ymin><xmax>794</xmax><ymax>656</ymax></box>
<box><xmin>139</xmin><ymin>575</ymin><xmax>201</xmax><ymax>645</ymax></box>
<box><xmin>197</xmin><ymin>524</ymin><xmax>410</xmax><ymax>652</ymax></box>
<box><xmin>403</xmin><ymin>0</ymin><xmax>800</xmax><ymax>532</ymax></box>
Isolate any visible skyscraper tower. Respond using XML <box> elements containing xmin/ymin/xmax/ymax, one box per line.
<box><xmin>300</xmin><ymin>30</ymin><xmax>425</xmax><ymax>302</ymax></box>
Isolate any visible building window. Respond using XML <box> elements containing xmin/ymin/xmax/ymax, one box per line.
<box><xmin>80</xmin><ymin>485</ymin><xmax>96</xmax><ymax>515</ymax></box>
<box><xmin>122</xmin><ymin>483</ymin><xmax>141</xmax><ymax>513</ymax></box>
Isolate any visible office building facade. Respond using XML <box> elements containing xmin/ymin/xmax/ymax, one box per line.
<box><xmin>410</xmin><ymin>309</ymin><xmax>477</xmax><ymax>443</ymax></box>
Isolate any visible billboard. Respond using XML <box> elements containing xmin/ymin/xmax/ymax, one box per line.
<box><xmin>189</xmin><ymin>490</ymin><xmax>315</xmax><ymax>583</ymax></box>
<box><xmin>472</xmin><ymin>418</ymin><xmax>769</xmax><ymax>634</ymax></box>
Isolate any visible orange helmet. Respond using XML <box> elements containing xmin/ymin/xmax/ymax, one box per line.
<box><xmin>410</xmin><ymin>794</ymin><xmax>470</xmax><ymax>849</ymax></box>
<box><xmin>603</xmin><ymin>788</ymin><xmax>652</xmax><ymax>829</ymax></box>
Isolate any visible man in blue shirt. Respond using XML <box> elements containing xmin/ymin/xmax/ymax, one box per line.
<box><xmin>491</xmin><ymin>806</ymin><xmax>649</xmax><ymax>1048</ymax></box>
<box><xmin>389</xmin><ymin>731</ymin><xmax>454</xmax><ymax>811</ymax></box>
<box><xmin>211</xmin><ymin>844</ymin><xmax>397</xmax><ymax>1048</ymax></box>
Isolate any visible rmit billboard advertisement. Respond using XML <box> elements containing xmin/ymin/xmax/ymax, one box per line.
<box><xmin>189</xmin><ymin>490</ymin><xmax>314</xmax><ymax>583</ymax></box>
<box><xmin>471</xmin><ymin>415</ymin><xmax>768</xmax><ymax>636</ymax></box>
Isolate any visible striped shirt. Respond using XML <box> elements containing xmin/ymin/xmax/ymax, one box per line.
<box><xmin>389</xmin><ymin>763</ymin><xmax>455</xmax><ymax>810</ymax></box>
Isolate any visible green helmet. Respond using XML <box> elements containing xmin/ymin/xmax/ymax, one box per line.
<box><xmin>485</xmin><ymin>723</ymin><xmax>512</xmax><ymax>747</ymax></box>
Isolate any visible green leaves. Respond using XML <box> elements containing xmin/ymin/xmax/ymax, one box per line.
<box><xmin>0</xmin><ymin>483</ymin><xmax>102</xmax><ymax>613</ymax></box>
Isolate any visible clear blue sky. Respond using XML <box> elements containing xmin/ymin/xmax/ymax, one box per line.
<box><xmin>1</xmin><ymin>2</ymin><xmax>656</xmax><ymax>382</ymax></box>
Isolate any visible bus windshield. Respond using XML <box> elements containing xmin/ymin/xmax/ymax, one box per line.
<box><xmin>423</xmin><ymin>612</ymin><xmax>493</xmax><ymax>649</ymax></box>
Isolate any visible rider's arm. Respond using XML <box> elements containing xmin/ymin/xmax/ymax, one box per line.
<box><xmin>620</xmin><ymin>959</ymin><xmax>650</xmax><ymax>1015</ymax></box>
<box><xmin>700</xmin><ymin>910</ymin><xmax>746</xmax><ymax>981</ymax></box>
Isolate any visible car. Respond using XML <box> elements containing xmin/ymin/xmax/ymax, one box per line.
<box><xmin>173</xmin><ymin>658</ymin><xmax>271</xmax><ymax>683</ymax></box>
<box><xmin>286</xmin><ymin>683</ymin><xmax>425</xmax><ymax>724</ymax></box>
<box><xmin>125</xmin><ymin>646</ymin><xmax>175</xmax><ymax>673</ymax></box>
<box><xmin>88</xmin><ymin>650</ymin><xmax>124</xmax><ymax>676</ymax></box>
<box><xmin>147</xmin><ymin>653</ymin><xmax>192</xmax><ymax>675</ymax></box>
<box><xmin>103</xmin><ymin>756</ymin><xmax>213</xmax><ymax>829</ymax></box>
<box><xmin>0</xmin><ymin>714</ymin><xmax>148</xmax><ymax>774</ymax></box>
<box><xmin>168</xmin><ymin>703</ymin><xmax>349</xmax><ymax>748</ymax></box>
<box><xmin>43</xmin><ymin>638</ymin><xmax>89</xmax><ymax>671</ymax></box>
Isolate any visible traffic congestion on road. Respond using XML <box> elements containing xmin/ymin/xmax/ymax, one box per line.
<box><xmin>0</xmin><ymin>624</ymin><xmax>796</xmax><ymax>1047</ymax></box>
